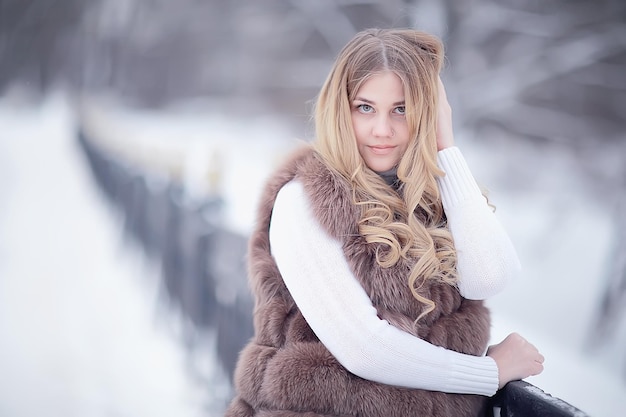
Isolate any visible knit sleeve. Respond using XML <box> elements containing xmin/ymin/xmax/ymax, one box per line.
<box><xmin>436</xmin><ymin>147</ymin><xmax>521</xmax><ymax>300</ymax></box>
<box><xmin>269</xmin><ymin>180</ymin><xmax>499</xmax><ymax>396</ymax></box>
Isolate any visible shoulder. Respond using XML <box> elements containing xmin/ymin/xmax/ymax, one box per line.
<box><xmin>274</xmin><ymin>180</ymin><xmax>307</xmax><ymax>213</ymax></box>
<box><xmin>265</xmin><ymin>144</ymin><xmax>359</xmax><ymax>240</ymax></box>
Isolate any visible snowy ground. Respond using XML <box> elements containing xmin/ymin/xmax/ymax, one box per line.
<box><xmin>0</xmin><ymin>92</ymin><xmax>229</xmax><ymax>417</ymax></box>
<box><xmin>0</xmin><ymin>91</ymin><xmax>624</xmax><ymax>416</ymax></box>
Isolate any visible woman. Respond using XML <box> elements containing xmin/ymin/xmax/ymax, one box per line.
<box><xmin>225</xmin><ymin>28</ymin><xmax>544</xmax><ymax>417</ymax></box>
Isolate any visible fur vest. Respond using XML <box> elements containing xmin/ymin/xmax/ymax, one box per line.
<box><xmin>225</xmin><ymin>145</ymin><xmax>491</xmax><ymax>417</ymax></box>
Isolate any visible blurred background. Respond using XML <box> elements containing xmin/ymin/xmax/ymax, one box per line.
<box><xmin>1</xmin><ymin>0</ymin><xmax>625</xmax><ymax>416</ymax></box>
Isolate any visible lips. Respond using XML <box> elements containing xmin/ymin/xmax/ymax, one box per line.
<box><xmin>369</xmin><ymin>145</ymin><xmax>395</xmax><ymax>155</ymax></box>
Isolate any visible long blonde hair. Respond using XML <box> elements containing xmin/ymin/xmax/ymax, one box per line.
<box><xmin>313</xmin><ymin>28</ymin><xmax>456</xmax><ymax>321</ymax></box>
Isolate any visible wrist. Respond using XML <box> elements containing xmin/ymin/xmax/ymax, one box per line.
<box><xmin>436</xmin><ymin>137</ymin><xmax>455</xmax><ymax>151</ymax></box>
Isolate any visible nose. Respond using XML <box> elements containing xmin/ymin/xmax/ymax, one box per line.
<box><xmin>372</xmin><ymin>114</ymin><xmax>393</xmax><ymax>138</ymax></box>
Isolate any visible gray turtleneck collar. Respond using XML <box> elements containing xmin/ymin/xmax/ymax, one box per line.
<box><xmin>377</xmin><ymin>167</ymin><xmax>400</xmax><ymax>188</ymax></box>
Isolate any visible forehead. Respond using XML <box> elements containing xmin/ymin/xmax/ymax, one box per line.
<box><xmin>355</xmin><ymin>71</ymin><xmax>405</xmax><ymax>101</ymax></box>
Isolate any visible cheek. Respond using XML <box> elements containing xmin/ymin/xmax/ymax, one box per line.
<box><xmin>397</xmin><ymin>124</ymin><xmax>411</xmax><ymax>145</ymax></box>
<box><xmin>352</xmin><ymin>118</ymin><xmax>367</xmax><ymax>145</ymax></box>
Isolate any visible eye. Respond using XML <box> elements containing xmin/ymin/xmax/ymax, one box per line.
<box><xmin>394</xmin><ymin>106</ymin><xmax>406</xmax><ymax>115</ymax></box>
<box><xmin>357</xmin><ymin>104</ymin><xmax>374</xmax><ymax>113</ymax></box>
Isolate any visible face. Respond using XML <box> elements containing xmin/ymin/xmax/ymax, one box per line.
<box><xmin>351</xmin><ymin>71</ymin><xmax>409</xmax><ymax>173</ymax></box>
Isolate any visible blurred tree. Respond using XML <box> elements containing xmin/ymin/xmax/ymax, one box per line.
<box><xmin>72</xmin><ymin>0</ymin><xmax>409</xmax><ymax>110</ymax></box>
<box><xmin>0</xmin><ymin>0</ymin><xmax>92</xmax><ymax>93</ymax></box>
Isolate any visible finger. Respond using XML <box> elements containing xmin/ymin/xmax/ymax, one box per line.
<box><xmin>437</xmin><ymin>76</ymin><xmax>447</xmax><ymax>99</ymax></box>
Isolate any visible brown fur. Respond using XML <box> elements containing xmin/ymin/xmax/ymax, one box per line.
<box><xmin>225</xmin><ymin>145</ymin><xmax>490</xmax><ymax>417</ymax></box>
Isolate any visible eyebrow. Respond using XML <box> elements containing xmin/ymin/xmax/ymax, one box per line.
<box><xmin>354</xmin><ymin>97</ymin><xmax>405</xmax><ymax>106</ymax></box>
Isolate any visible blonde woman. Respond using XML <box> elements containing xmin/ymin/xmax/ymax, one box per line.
<box><xmin>225</xmin><ymin>28</ymin><xmax>544</xmax><ymax>417</ymax></box>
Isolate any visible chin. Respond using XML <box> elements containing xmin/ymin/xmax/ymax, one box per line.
<box><xmin>370</xmin><ymin>164</ymin><xmax>394</xmax><ymax>173</ymax></box>
<box><xmin>366</xmin><ymin>159</ymin><xmax>394</xmax><ymax>173</ymax></box>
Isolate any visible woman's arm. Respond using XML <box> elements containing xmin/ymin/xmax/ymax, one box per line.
<box><xmin>270</xmin><ymin>180</ymin><xmax>499</xmax><ymax>396</ymax></box>
<box><xmin>436</xmin><ymin>146</ymin><xmax>522</xmax><ymax>300</ymax></box>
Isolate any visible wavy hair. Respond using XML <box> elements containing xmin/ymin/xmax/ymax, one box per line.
<box><xmin>313</xmin><ymin>28</ymin><xmax>456</xmax><ymax>321</ymax></box>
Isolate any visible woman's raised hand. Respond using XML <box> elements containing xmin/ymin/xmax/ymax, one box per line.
<box><xmin>436</xmin><ymin>76</ymin><xmax>455</xmax><ymax>151</ymax></box>
<box><xmin>487</xmin><ymin>332</ymin><xmax>545</xmax><ymax>389</ymax></box>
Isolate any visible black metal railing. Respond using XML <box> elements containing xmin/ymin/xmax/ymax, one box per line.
<box><xmin>489</xmin><ymin>380</ymin><xmax>589</xmax><ymax>417</ymax></box>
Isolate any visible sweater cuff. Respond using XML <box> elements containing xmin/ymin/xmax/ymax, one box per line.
<box><xmin>437</xmin><ymin>147</ymin><xmax>484</xmax><ymax>208</ymax></box>
<box><xmin>446</xmin><ymin>354</ymin><xmax>499</xmax><ymax>397</ymax></box>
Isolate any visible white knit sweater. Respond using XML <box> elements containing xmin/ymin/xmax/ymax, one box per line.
<box><xmin>269</xmin><ymin>146</ymin><xmax>521</xmax><ymax>396</ymax></box>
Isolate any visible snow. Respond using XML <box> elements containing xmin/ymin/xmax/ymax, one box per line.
<box><xmin>0</xmin><ymin>90</ymin><xmax>624</xmax><ymax>416</ymax></box>
<box><xmin>0</xmin><ymin>92</ymin><xmax>225</xmax><ymax>417</ymax></box>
